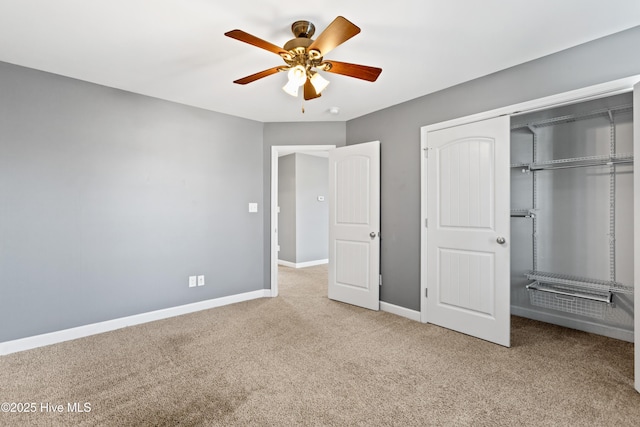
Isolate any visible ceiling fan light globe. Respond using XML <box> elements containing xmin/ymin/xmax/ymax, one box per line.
<box><xmin>310</xmin><ymin>73</ymin><xmax>330</xmax><ymax>94</ymax></box>
<box><xmin>287</xmin><ymin>65</ymin><xmax>307</xmax><ymax>86</ymax></box>
<box><xmin>282</xmin><ymin>80</ymin><xmax>299</xmax><ymax>97</ymax></box>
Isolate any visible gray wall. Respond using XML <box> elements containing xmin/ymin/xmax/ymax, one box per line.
<box><xmin>0</xmin><ymin>62</ymin><xmax>264</xmax><ymax>342</ymax></box>
<box><xmin>263</xmin><ymin>122</ymin><xmax>345</xmax><ymax>285</ymax></box>
<box><xmin>346</xmin><ymin>25</ymin><xmax>640</xmax><ymax>311</ymax></box>
<box><xmin>277</xmin><ymin>154</ymin><xmax>296</xmax><ymax>263</ymax></box>
<box><xmin>295</xmin><ymin>153</ymin><xmax>329</xmax><ymax>263</ymax></box>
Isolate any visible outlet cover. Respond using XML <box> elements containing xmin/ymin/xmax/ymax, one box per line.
<box><xmin>189</xmin><ymin>276</ymin><xmax>197</xmax><ymax>288</ymax></box>
<box><xmin>248</xmin><ymin>203</ymin><xmax>258</xmax><ymax>213</ymax></box>
<box><xmin>197</xmin><ymin>275</ymin><xmax>205</xmax><ymax>286</ymax></box>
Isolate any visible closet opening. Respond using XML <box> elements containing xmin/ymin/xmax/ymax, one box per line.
<box><xmin>510</xmin><ymin>92</ymin><xmax>634</xmax><ymax>341</ymax></box>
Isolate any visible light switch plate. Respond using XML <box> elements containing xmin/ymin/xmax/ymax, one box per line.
<box><xmin>197</xmin><ymin>275</ymin><xmax>205</xmax><ymax>286</ymax></box>
<box><xmin>248</xmin><ymin>203</ymin><xmax>258</xmax><ymax>213</ymax></box>
<box><xmin>189</xmin><ymin>276</ymin><xmax>197</xmax><ymax>288</ymax></box>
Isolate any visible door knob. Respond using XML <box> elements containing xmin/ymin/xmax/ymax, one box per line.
<box><xmin>496</xmin><ymin>236</ymin><xmax>506</xmax><ymax>244</ymax></box>
<box><xmin>370</xmin><ymin>232</ymin><xmax>377</xmax><ymax>238</ymax></box>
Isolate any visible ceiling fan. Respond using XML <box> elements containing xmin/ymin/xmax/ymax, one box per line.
<box><xmin>225</xmin><ymin>16</ymin><xmax>382</xmax><ymax>100</ymax></box>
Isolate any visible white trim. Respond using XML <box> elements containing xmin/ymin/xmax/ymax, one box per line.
<box><xmin>271</xmin><ymin>145</ymin><xmax>335</xmax><ymax>298</ymax></box>
<box><xmin>380</xmin><ymin>301</ymin><xmax>421</xmax><ymax>322</ymax></box>
<box><xmin>0</xmin><ymin>289</ymin><xmax>270</xmax><ymax>355</ymax></box>
<box><xmin>278</xmin><ymin>259</ymin><xmax>329</xmax><ymax>268</ymax></box>
<box><xmin>420</xmin><ymin>74</ymin><xmax>640</xmax><ymax>136</ymax></box>
<box><xmin>271</xmin><ymin>148</ymin><xmax>279</xmax><ymax>297</ymax></box>
<box><xmin>511</xmin><ymin>306</ymin><xmax>633</xmax><ymax>343</ymax></box>
<box><xmin>420</xmin><ymin>74</ymin><xmax>640</xmax><ymax>325</ymax></box>
<box><xmin>633</xmin><ymin>82</ymin><xmax>640</xmax><ymax>393</ymax></box>
<box><xmin>420</xmin><ymin>137</ymin><xmax>429</xmax><ymax>324</ymax></box>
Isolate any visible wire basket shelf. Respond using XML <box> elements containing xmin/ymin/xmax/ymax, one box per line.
<box><xmin>527</xmin><ymin>282</ymin><xmax>612</xmax><ymax>320</ymax></box>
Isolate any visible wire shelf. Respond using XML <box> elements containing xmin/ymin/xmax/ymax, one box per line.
<box><xmin>511</xmin><ymin>104</ymin><xmax>633</xmax><ymax>130</ymax></box>
<box><xmin>510</xmin><ymin>153</ymin><xmax>634</xmax><ymax>171</ymax></box>
<box><xmin>513</xmin><ymin>100</ymin><xmax>635</xmax><ymax>325</ymax></box>
<box><xmin>527</xmin><ymin>282</ymin><xmax>612</xmax><ymax>320</ymax></box>
<box><xmin>525</xmin><ymin>270</ymin><xmax>633</xmax><ymax>295</ymax></box>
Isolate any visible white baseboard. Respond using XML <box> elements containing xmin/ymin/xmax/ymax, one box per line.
<box><xmin>380</xmin><ymin>301</ymin><xmax>421</xmax><ymax>322</ymax></box>
<box><xmin>511</xmin><ymin>305</ymin><xmax>634</xmax><ymax>343</ymax></box>
<box><xmin>278</xmin><ymin>259</ymin><xmax>328</xmax><ymax>269</ymax></box>
<box><xmin>0</xmin><ymin>289</ymin><xmax>271</xmax><ymax>356</ymax></box>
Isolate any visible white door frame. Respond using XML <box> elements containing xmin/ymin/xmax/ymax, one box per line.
<box><xmin>270</xmin><ymin>145</ymin><xmax>336</xmax><ymax>297</ymax></box>
<box><xmin>634</xmin><ymin>81</ymin><xmax>640</xmax><ymax>393</ymax></box>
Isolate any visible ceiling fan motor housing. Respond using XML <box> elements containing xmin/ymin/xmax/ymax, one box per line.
<box><xmin>282</xmin><ymin>23</ymin><xmax>325</xmax><ymax>73</ymax></box>
<box><xmin>283</xmin><ymin>37</ymin><xmax>313</xmax><ymax>52</ymax></box>
<box><xmin>291</xmin><ymin>20</ymin><xmax>315</xmax><ymax>38</ymax></box>
<box><xmin>284</xmin><ymin>20</ymin><xmax>325</xmax><ymax>65</ymax></box>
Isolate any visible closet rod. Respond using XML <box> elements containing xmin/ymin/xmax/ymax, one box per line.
<box><xmin>511</xmin><ymin>153</ymin><xmax>634</xmax><ymax>171</ymax></box>
<box><xmin>529</xmin><ymin>158</ymin><xmax>633</xmax><ymax>171</ymax></box>
<box><xmin>510</xmin><ymin>209</ymin><xmax>535</xmax><ymax>218</ymax></box>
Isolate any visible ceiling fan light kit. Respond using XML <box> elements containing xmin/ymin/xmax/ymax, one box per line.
<box><xmin>225</xmin><ymin>16</ymin><xmax>382</xmax><ymax>101</ymax></box>
<box><xmin>282</xmin><ymin>78</ymin><xmax>300</xmax><ymax>97</ymax></box>
<box><xmin>309</xmin><ymin>72</ymin><xmax>330</xmax><ymax>93</ymax></box>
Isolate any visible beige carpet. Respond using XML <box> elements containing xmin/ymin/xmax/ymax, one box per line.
<box><xmin>1</xmin><ymin>264</ymin><xmax>638</xmax><ymax>426</ymax></box>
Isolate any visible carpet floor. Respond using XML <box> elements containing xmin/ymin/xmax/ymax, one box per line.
<box><xmin>1</xmin><ymin>264</ymin><xmax>639</xmax><ymax>426</ymax></box>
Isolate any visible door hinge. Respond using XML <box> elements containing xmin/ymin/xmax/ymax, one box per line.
<box><xmin>425</xmin><ymin>288</ymin><xmax>428</xmax><ymax>298</ymax></box>
<box><xmin>423</xmin><ymin>147</ymin><xmax>429</xmax><ymax>158</ymax></box>
<box><xmin>424</xmin><ymin>218</ymin><xmax>428</xmax><ymax>228</ymax></box>
<box><xmin>379</xmin><ymin>274</ymin><xmax>382</xmax><ymax>286</ymax></box>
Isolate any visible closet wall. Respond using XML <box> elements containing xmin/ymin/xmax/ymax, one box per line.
<box><xmin>510</xmin><ymin>92</ymin><xmax>634</xmax><ymax>341</ymax></box>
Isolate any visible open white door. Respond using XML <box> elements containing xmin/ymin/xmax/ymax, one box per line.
<box><xmin>634</xmin><ymin>82</ymin><xmax>639</xmax><ymax>394</ymax></box>
<box><xmin>425</xmin><ymin>116</ymin><xmax>511</xmax><ymax>347</ymax></box>
<box><xmin>328</xmin><ymin>141</ymin><xmax>380</xmax><ymax>310</ymax></box>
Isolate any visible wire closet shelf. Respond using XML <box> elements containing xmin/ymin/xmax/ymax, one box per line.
<box><xmin>512</xmin><ymin>101</ymin><xmax>634</xmax><ymax>320</ymax></box>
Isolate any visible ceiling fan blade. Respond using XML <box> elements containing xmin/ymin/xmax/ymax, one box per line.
<box><xmin>307</xmin><ymin>16</ymin><xmax>360</xmax><ymax>57</ymax></box>
<box><xmin>225</xmin><ymin>29</ymin><xmax>287</xmax><ymax>56</ymax></box>
<box><xmin>323</xmin><ymin>60</ymin><xmax>382</xmax><ymax>82</ymax></box>
<box><xmin>233</xmin><ymin>66</ymin><xmax>284</xmax><ymax>85</ymax></box>
<box><xmin>303</xmin><ymin>79</ymin><xmax>321</xmax><ymax>101</ymax></box>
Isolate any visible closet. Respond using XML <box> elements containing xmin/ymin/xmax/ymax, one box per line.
<box><xmin>421</xmin><ymin>79</ymin><xmax>639</xmax><ymax>393</ymax></box>
<box><xmin>510</xmin><ymin>93</ymin><xmax>634</xmax><ymax>341</ymax></box>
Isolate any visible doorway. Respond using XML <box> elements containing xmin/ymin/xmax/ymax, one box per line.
<box><xmin>270</xmin><ymin>145</ymin><xmax>335</xmax><ymax>297</ymax></box>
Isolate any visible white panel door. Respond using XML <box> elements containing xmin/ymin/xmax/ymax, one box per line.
<box><xmin>328</xmin><ymin>141</ymin><xmax>380</xmax><ymax>310</ymax></box>
<box><xmin>426</xmin><ymin>116</ymin><xmax>511</xmax><ymax>347</ymax></box>
<box><xmin>634</xmin><ymin>82</ymin><xmax>639</xmax><ymax>394</ymax></box>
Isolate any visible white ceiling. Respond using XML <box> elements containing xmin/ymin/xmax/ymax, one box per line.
<box><xmin>1</xmin><ymin>1</ymin><xmax>639</xmax><ymax>123</ymax></box>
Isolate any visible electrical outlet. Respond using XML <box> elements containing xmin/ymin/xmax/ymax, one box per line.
<box><xmin>197</xmin><ymin>275</ymin><xmax>205</xmax><ymax>287</ymax></box>
<box><xmin>189</xmin><ymin>276</ymin><xmax>197</xmax><ymax>288</ymax></box>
